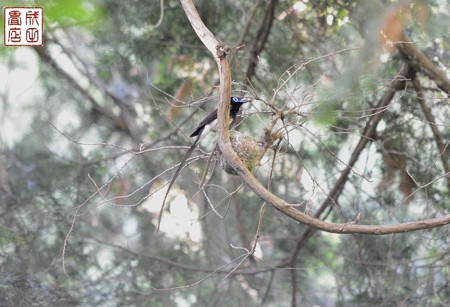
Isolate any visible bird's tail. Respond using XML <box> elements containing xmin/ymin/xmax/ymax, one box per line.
<box><xmin>156</xmin><ymin>135</ymin><xmax>201</xmax><ymax>232</ymax></box>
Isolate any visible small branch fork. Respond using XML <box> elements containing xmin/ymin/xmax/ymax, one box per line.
<box><xmin>179</xmin><ymin>0</ymin><xmax>450</xmax><ymax>235</ymax></box>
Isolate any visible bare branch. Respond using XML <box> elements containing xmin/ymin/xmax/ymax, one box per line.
<box><xmin>180</xmin><ymin>0</ymin><xmax>450</xmax><ymax>235</ymax></box>
<box><xmin>179</xmin><ymin>0</ymin><xmax>220</xmax><ymax>57</ymax></box>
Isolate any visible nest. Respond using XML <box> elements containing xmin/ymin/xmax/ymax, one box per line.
<box><xmin>218</xmin><ymin>131</ymin><xmax>264</xmax><ymax>175</ymax></box>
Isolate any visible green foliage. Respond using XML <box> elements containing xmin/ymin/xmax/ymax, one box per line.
<box><xmin>313</xmin><ymin>99</ymin><xmax>339</xmax><ymax>125</ymax></box>
<box><xmin>38</xmin><ymin>0</ymin><xmax>105</xmax><ymax>28</ymax></box>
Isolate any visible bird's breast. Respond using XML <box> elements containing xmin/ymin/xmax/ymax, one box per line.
<box><xmin>202</xmin><ymin>119</ymin><xmax>217</xmax><ymax>135</ymax></box>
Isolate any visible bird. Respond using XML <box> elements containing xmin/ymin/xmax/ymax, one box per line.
<box><xmin>189</xmin><ymin>96</ymin><xmax>250</xmax><ymax>138</ymax></box>
<box><xmin>157</xmin><ymin>96</ymin><xmax>250</xmax><ymax>231</ymax></box>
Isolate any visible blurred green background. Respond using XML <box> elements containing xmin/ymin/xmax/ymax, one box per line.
<box><xmin>1</xmin><ymin>0</ymin><xmax>449</xmax><ymax>306</ymax></box>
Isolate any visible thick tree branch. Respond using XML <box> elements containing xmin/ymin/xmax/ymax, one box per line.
<box><xmin>281</xmin><ymin>36</ymin><xmax>450</xmax><ymax>266</ymax></box>
<box><xmin>244</xmin><ymin>0</ymin><xmax>278</xmax><ymax>86</ymax></box>
<box><xmin>313</xmin><ymin>65</ymin><xmax>414</xmax><ymax>219</ymax></box>
<box><xmin>397</xmin><ymin>32</ymin><xmax>450</xmax><ymax>96</ymax></box>
<box><xmin>283</xmin><ymin>65</ymin><xmax>421</xmax><ymax>266</ymax></box>
<box><xmin>180</xmin><ymin>0</ymin><xmax>450</xmax><ymax>235</ymax></box>
<box><xmin>179</xmin><ymin>0</ymin><xmax>219</xmax><ymax>57</ymax></box>
<box><xmin>412</xmin><ymin>76</ymin><xmax>450</xmax><ymax>191</ymax></box>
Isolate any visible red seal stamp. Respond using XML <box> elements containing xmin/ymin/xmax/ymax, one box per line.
<box><xmin>4</xmin><ymin>7</ymin><xmax>44</xmax><ymax>46</ymax></box>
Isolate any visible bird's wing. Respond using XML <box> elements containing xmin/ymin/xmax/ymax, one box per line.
<box><xmin>190</xmin><ymin>108</ymin><xmax>218</xmax><ymax>137</ymax></box>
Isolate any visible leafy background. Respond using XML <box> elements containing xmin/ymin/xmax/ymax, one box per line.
<box><xmin>1</xmin><ymin>0</ymin><xmax>449</xmax><ymax>306</ymax></box>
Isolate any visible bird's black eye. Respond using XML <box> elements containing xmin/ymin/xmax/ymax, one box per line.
<box><xmin>232</xmin><ymin>97</ymin><xmax>238</xmax><ymax>102</ymax></box>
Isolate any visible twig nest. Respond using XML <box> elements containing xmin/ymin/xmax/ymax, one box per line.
<box><xmin>219</xmin><ymin>131</ymin><xmax>264</xmax><ymax>175</ymax></box>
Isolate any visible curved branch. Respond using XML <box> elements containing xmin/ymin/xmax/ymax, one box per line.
<box><xmin>413</xmin><ymin>76</ymin><xmax>450</xmax><ymax>191</ymax></box>
<box><xmin>397</xmin><ymin>32</ymin><xmax>450</xmax><ymax>95</ymax></box>
<box><xmin>313</xmin><ymin>65</ymin><xmax>414</xmax><ymax>219</ymax></box>
<box><xmin>179</xmin><ymin>0</ymin><xmax>450</xmax><ymax>235</ymax></box>
<box><xmin>179</xmin><ymin>0</ymin><xmax>219</xmax><ymax>56</ymax></box>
